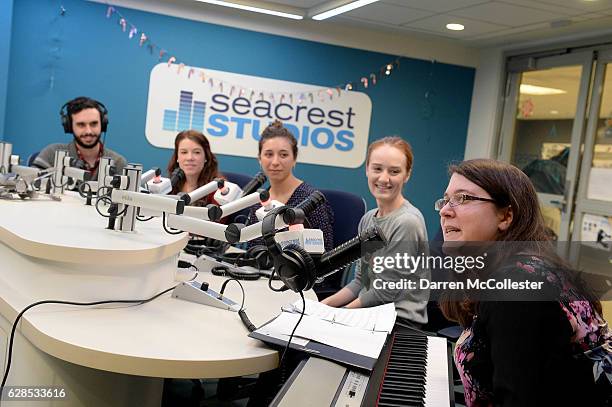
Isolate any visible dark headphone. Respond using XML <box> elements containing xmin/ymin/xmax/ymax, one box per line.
<box><xmin>261</xmin><ymin>206</ymin><xmax>317</xmax><ymax>292</ymax></box>
<box><xmin>183</xmin><ymin>238</ymin><xmax>228</xmax><ymax>257</ymax></box>
<box><xmin>215</xmin><ymin>245</ymin><xmax>274</xmax><ymax>270</ymax></box>
<box><xmin>210</xmin><ymin>265</ymin><xmax>261</xmax><ymax>281</ymax></box>
<box><xmin>60</xmin><ymin>97</ymin><xmax>109</xmax><ymax>134</ymax></box>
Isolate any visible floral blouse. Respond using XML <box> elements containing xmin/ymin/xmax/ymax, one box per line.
<box><xmin>455</xmin><ymin>256</ymin><xmax>611</xmax><ymax>407</ymax></box>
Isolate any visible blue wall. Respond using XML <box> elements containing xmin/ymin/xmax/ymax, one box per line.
<box><xmin>0</xmin><ymin>0</ymin><xmax>14</xmax><ymax>138</ymax></box>
<box><xmin>4</xmin><ymin>0</ymin><xmax>474</xmax><ymax>235</ymax></box>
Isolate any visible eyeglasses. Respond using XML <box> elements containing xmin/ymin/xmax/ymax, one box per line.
<box><xmin>434</xmin><ymin>193</ymin><xmax>497</xmax><ymax>211</ymax></box>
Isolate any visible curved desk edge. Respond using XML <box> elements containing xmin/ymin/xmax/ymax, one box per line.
<box><xmin>20</xmin><ymin>315</ymin><xmax>279</xmax><ymax>378</ymax></box>
<box><xmin>0</xmin><ymin>225</ymin><xmax>188</xmax><ymax>265</ymax></box>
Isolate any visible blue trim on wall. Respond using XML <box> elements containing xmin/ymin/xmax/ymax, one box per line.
<box><xmin>0</xmin><ymin>0</ymin><xmax>14</xmax><ymax>139</ymax></box>
<box><xmin>5</xmin><ymin>0</ymin><xmax>474</xmax><ymax>235</ymax></box>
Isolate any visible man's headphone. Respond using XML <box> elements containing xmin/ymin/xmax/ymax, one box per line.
<box><xmin>60</xmin><ymin>97</ymin><xmax>109</xmax><ymax>134</ymax></box>
<box><xmin>261</xmin><ymin>206</ymin><xmax>318</xmax><ymax>293</ymax></box>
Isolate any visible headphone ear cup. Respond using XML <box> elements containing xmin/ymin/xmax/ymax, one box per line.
<box><xmin>100</xmin><ymin>110</ymin><xmax>109</xmax><ymax>133</ymax></box>
<box><xmin>247</xmin><ymin>245</ymin><xmax>274</xmax><ymax>270</ymax></box>
<box><xmin>60</xmin><ymin>103</ymin><xmax>71</xmax><ymax>133</ymax></box>
<box><xmin>282</xmin><ymin>244</ymin><xmax>316</xmax><ymax>292</ymax></box>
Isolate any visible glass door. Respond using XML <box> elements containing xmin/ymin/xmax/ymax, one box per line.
<box><xmin>571</xmin><ymin>49</ymin><xmax>612</xmax><ymax>303</ymax></box>
<box><xmin>498</xmin><ymin>52</ymin><xmax>593</xmax><ymax>242</ymax></box>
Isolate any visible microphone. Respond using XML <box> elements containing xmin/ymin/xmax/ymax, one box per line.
<box><xmin>275</xmin><ymin>225</ymin><xmax>387</xmax><ymax>293</ymax></box>
<box><xmin>218</xmin><ymin>189</ymin><xmax>268</xmax><ymax>220</ymax></box>
<box><xmin>182</xmin><ymin>178</ymin><xmax>224</xmax><ymax>205</ymax></box>
<box><xmin>255</xmin><ymin>199</ymin><xmax>284</xmax><ymax>221</ymax></box>
<box><xmin>286</xmin><ymin>190</ymin><xmax>326</xmax><ymax>224</ymax></box>
<box><xmin>213</xmin><ymin>181</ymin><xmax>242</xmax><ymax>205</ymax></box>
<box><xmin>165</xmin><ymin>214</ymin><xmax>229</xmax><ymax>241</ymax></box>
<box><xmin>315</xmin><ymin>225</ymin><xmax>386</xmax><ymax>280</ymax></box>
<box><xmin>10</xmin><ymin>165</ymin><xmax>43</xmax><ymax>180</ymax></box>
<box><xmin>240</xmin><ymin>172</ymin><xmax>267</xmax><ymax>197</ymax></box>
<box><xmin>225</xmin><ymin>191</ymin><xmax>326</xmax><ymax>244</ymax></box>
<box><xmin>110</xmin><ymin>189</ymin><xmax>185</xmax><ymax>215</ymax></box>
<box><xmin>64</xmin><ymin>165</ymin><xmax>91</xmax><ymax>182</ymax></box>
<box><xmin>141</xmin><ymin>167</ymin><xmax>162</xmax><ymax>186</ymax></box>
<box><xmin>180</xmin><ymin>187</ymin><xmax>266</xmax><ymax>222</ymax></box>
<box><xmin>170</xmin><ymin>167</ymin><xmax>185</xmax><ymax>190</ymax></box>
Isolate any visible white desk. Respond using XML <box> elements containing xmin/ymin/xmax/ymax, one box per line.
<box><xmin>0</xmin><ymin>192</ymin><xmax>314</xmax><ymax>406</ymax></box>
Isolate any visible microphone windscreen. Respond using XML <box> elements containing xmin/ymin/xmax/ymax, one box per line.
<box><xmin>295</xmin><ymin>190</ymin><xmax>326</xmax><ymax>215</ymax></box>
<box><xmin>240</xmin><ymin>172</ymin><xmax>267</xmax><ymax>197</ymax></box>
<box><xmin>316</xmin><ymin>226</ymin><xmax>386</xmax><ymax>280</ymax></box>
<box><xmin>170</xmin><ymin>167</ymin><xmax>185</xmax><ymax>189</ymax></box>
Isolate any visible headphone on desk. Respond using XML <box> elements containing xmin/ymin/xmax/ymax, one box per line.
<box><xmin>60</xmin><ymin>97</ymin><xmax>109</xmax><ymax>134</ymax></box>
<box><xmin>261</xmin><ymin>206</ymin><xmax>317</xmax><ymax>293</ymax></box>
<box><xmin>215</xmin><ymin>245</ymin><xmax>274</xmax><ymax>270</ymax></box>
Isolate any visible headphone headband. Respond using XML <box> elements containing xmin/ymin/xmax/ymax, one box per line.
<box><xmin>261</xmin><ymin>206</ymin><xmax>317</xmax><ymax>292</ymax></box>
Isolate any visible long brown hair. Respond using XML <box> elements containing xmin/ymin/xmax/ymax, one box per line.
<box><xmin>439</xmin><ymin>159</ymin><xmax>601</xmax><ymax>326</ymax></box>
<box><xmin>167</xmin><ymin>130</ymin><xmax>220</xmax><ymax>194</ymax></box>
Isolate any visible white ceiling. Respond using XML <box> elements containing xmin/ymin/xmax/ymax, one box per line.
<box><xmin>261</xmin><ymin>0</ymin><xmax>612</xmax><ymax>47</ymax></box>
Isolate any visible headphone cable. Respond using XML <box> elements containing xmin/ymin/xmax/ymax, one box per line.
<box><xmin>278</xmin><ymin>291</ymin><xmax>305</xmax><ymax>369</ymax></box>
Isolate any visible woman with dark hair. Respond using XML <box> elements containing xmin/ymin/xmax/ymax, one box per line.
<box><xmin>246</xmin><ymin>120</ymin><xmax>334</xmax><ymax>250</ymax></box>
<box><xmin>436</xmin><ymin>158</ymin><xmax>610</xmax><ymax>406</ymax></box>
<box><xmin>167</xmin><ymin>130</ymin><xmax>221</xmax><ymax>205</ymax></box>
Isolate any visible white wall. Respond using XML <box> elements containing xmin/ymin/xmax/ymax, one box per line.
<box><xmin>464</xmin><ymin>47</ymin><xmax>505</xmax><ymax>160</ymax></box>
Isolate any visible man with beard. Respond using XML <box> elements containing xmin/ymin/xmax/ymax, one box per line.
<box><xmin>32</xmin><ymin>97</ymin><xmax>127</xmax><ymax>177</ymax></box>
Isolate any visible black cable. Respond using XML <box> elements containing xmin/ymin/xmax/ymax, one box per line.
<box><xmin>219</xmin><ymin>279</ymin><xmax>259</xmax><ymax>334</ymax></box>
<box><xmin>77</xmin><ymin>180</ymin><xmax>93</xmax><ymax>198</ymax></box>
<box><xmin>136</xmin><ymin>215</ymin><xmax>154</xmax><ymax>221</ymax></box>
<box><xmin>278</xmin><ymin>291</ymin><xmax>305</xmax><ymax>368</ymax></box>
<box><xmin>267</xmin><ymin>269</ymin><xmax>289</xmax><ymax>292</ymax></box>
<box><xmin>162</xmin><ymin>212</ymin><xmax>184</xmax><ymax>235</ymax></box>
<box><xmin>218</xmin><ymin>278</ymin><xmax>246</xmax><ymax>311</ymax></box>
<box><xmin>0</xmin><ymin>285</ymin><xmax>176</xmax><ymax>395</ymax></box>
<box><xmin>94</xmin><ymin>194</ymin><xmax>127</xmax><ymax>218</ymax></box>
<box><xmin>50</xmin><ymin>174</ymin><xmax>70</xmax><ymax>189</ymax></box>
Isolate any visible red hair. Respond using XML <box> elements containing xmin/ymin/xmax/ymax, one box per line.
<box><xmin>366</xmin><ymin>136</ymin><xmax>413</xmax><ymax>174</ymax></box>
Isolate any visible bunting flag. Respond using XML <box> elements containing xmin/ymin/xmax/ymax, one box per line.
<box><xmin>103</xmin><ymin>3</ymin><xmax>408</xmax><ymax>104</ymax></box>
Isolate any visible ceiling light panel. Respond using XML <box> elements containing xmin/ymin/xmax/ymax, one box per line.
<box><xmin>194</xmin><ymin>0</ymin><xmax>304</xmax><ymax>20</ymax></box>
<box><xmin>520</xmin><ymin>84</ymin><xmax>567</xmax><ymax>95</ymax></box>
<box><xmin>311</xmin><ymin>0</ymin><xmax>381</xmax><ymax>21</ymax></box>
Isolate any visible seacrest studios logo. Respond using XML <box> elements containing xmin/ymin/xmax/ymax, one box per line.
<box><xmin>145</xmin><ymin>64</ymin><xmax>372</xmax><ymax>168</ymax></box>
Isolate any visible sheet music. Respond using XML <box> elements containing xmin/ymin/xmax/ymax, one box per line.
<box><xmin>257</xmin><ymin>311</ymin><xmax>388</xmax><ymax>359</ymax></box>
<box><xmin>282</xmin><ymin>299</ymin><xmax>396</xmax><ymax>333</ymax></box>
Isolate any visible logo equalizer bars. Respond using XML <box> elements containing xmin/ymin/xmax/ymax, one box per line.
<box><xmin>162</xmin><ymin>91</ymin><xmax>206</xmax><ymax>132</ymax></box>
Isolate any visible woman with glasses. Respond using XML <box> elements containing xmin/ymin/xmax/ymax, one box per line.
<box><xmin>437</xmin><ymin>158</ymin><xmax>610</xmax><ymax>407</ymax></box>
<box><xmin>321</xmin><ymin>136</ymin><xmax>430</xmax><ymax>328</ymax></box>
<box><xmin>167</xmin><ymin>129</ymin><xmax>221</xmax><ymax>205</ymax></box>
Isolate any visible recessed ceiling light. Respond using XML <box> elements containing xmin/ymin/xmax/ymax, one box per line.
<box><xmin>550</xmin><ymin>110</ymin><xmax>559</xmax><ymax>115</ymax></box>
<box><xmin>446</xmin><ymin>23</ymin><xmax>465</xmax><ymax>31</ymax></box>
<box><xmin>520</xmin><ymin>84</ymin><xmax>567</xmax><ymax>95</ymax></box>
<box><xmin>194</xmin><ymin>0</ymin><xmax>303</xmax><ymax>20</ymax></box>
<box><xmin>311</xmin><ymin>0</ymin><xmax>380</xmax><ymax>21</ymax></box>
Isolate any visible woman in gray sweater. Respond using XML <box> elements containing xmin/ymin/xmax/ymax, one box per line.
<box><xmin>322</xmin><ymin>136</ymin><xmax>430</xmax><ymax>327</ymax></box>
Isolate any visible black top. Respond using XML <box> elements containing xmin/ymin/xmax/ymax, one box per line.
<box><xmin>246</xmin><ymin>182</ymin><xmax>334</xmax><ymax>251</ymax></box>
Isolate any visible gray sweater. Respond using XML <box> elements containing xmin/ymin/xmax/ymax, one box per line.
<box><xmin>345</xmin><ymin>200</ymin><xmax>430</xmax><ymax>324</ymax></box>
<box><xmin>33</xmin><ymin>141</ymin><xmax>127</xmax><ymax>177</ymax></box>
